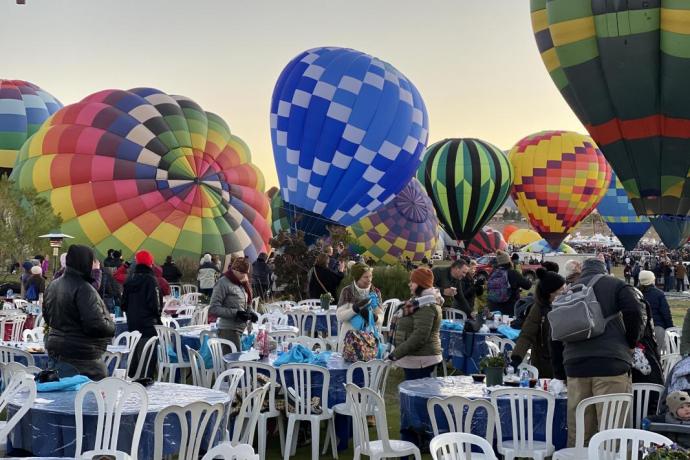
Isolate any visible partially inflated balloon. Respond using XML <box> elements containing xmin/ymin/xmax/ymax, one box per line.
<box><xmin>0</xmin><ymin>80</ymin><xmax>62</xmax><ymax>174</ymax></box>
<box><xmin>348</xmin><ymin>178</ymin><xmax>438</xmax><ymax>264</ymax></box>
<box><xmin>530</xmin><ymin>1</ymin><xmax>690</xmax><ymax>246</ymax></box>
<box><xmin>271</xmin><ymin>47</ymin><xmax>429</xmax><ymax>226</ymax></box>
<box><xmin>11</xmin><ymin>88</ymin><xmax>271</xmax><ymax>261</ymax></box>
<box><xmin>507</xmin><ymin>228</ymin><xmax>542</xmax><ymax>247</ymax></box>
<box><xmin>417</xmin><ymin>138</ymin><xmax>513</xmax><ymax>243</ymax></box>
<box><xmin>597</xmin><ymin>172</ymin><xmax>650</xmax><ymax>251</ymax></box>
<box><xmin>502</xmin><ymin>224</ymin><xmax>519</xmax><ymax>241</ymax></box>
<box><xmin>522</xmin><ymin>239</ymin><xmax>576</xmax><ymax>254</ymax></box>
<box><xmin>509</xmin><ymin>131</ymin><xmax>610</xmax><ymax>248</ymax></box>
<box><xmin>649</xmin><ymin>217</ymin><xmax>690</xmax><ymax>250</ymax></box>
<box><xmin>466</xmin><ymin>228</ymin><xmax>507</xmax><ymax>257</ymax></box>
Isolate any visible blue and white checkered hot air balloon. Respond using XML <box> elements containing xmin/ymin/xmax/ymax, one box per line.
<box><xmin>597</xmin><ymin>171</ymin><xmax>651</xmax><ymax>251</ymax></box>
<box><xmin>270</xmin><ymin>47</ymin><xmax>429</xmax><ymax>228</ymax></box>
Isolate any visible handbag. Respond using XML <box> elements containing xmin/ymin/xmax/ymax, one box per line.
<box><xmin>342</xmin><ymin>329</ymin><xmax>378</xmax><ymax>362</ymax></box>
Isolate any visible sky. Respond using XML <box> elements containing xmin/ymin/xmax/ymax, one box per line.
<box><xmin>2</xmin><ymin>0</ymin><xmax>585</xmax><ymax>189</ymax></box>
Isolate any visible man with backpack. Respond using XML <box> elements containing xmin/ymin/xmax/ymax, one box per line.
<box><xmin>486</xmin><ymin>250</ymin><xmax>532</xmax><ymax>316</ymax></box>
<box><xmin>432</xmin><ymin>259</ymin><xmax>471</xmax><ymax>317</ymax></box>
<box><xmin>550</xmin><ymin>256</ymin><xmax>646</xmax><ymax>447</ymax></box>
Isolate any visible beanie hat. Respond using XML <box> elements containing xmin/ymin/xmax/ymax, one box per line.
<box><xmin>231</xmin><ymin>257</ymin><xmax>250</xmax><ymax>274</ymax></box>
<box><xmin>135</xmin><ymin>250</ymin><xmax>154</xmax><ymax>267</ymax></box>
<box><xmin>667</xmin><ymin>391</ymin><xmax>690</xmax><ymax>416</ymax></box>
<box><xmin>639</xmin><ymin>270</ymin><xmax>655</xmax><ymax>286</ymax></box>
<box><xmin>536</xmin><ymin>267</ymin><xmax>565</xmax><ymax>297</ymax></box>
<box><xmin>30</xmin><ymin>266</ymin><xmax>42</xmax><ymax>275</ymax></box>
<box><xmin>496</xmin><ymin>250</ymin><xmax>511</xmax><ymax>266</ymax></box>
<box><xmin>350</xmin><ymin>263</ymin><xmax>371</xmax><ymax>283</ymax></box>
<box><xmin>410</xmin><ymin>267</ymin><xmax>434</xmax><ymax>289</ymax></box>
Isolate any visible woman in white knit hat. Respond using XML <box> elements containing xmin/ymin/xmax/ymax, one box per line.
<box><xmin>639</xmin><ymin>270</ymin><xmax>673</xmax><ymax>353</ymax></box>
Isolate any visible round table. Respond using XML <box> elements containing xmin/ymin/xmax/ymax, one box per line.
<box><xmin>8</xmin><ymin>382</ymin><xmax>231</xmax><ymax>459</ymax></box>
<box><xmin>2</xmin><ymin>342</ymin><xmax>129</xmax><ymax>372</ymax></box>
<box><xmin>399</xmin><ymin>376</ymin><xmax>567</xmax><ymax>450</ymax></box>
<box><xmin>439</xmin><ymin>331</ymin><xmax>503</xmax><ymax>374</ymax></box>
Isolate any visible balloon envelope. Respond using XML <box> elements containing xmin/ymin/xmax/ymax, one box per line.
<box><xmin>11</xmin><ymin>88</ymin><xmax>271</xmax><ymax>261</ymax></box>
<box><xmin>597</xmin><ymin>172</ymin><xmax>651</xmax><ymax>251</ymax></box>
<box><xmin>649</xmin><ymin>217</ymin><xmax>690</xmax><ymax>250</ymax></box>
<box><xmin>522</xmin><ymin>239</ymin><xmax>576</xmax><ymax>254</ymax></box>
<box><xmin>269</xmin><ymin>190</ymin><xmax>331</xmax><ymax>245</ymax></box>
<box><xmin>509</xmin><ymin>131</ymin><xmax>610</xmax><ymax>248</ymax></box>
<box><xmin>508</xmin><ymin>228</ymin><xmax>542</xmax><ymax>247</ymax></box>
<box><xmin>417</xmin><ymin>138</ymin><xmax>513</xmax><ymax>242</ymax></box>
<box><xmin>502</xmin><ymin>224</ymin><xmax>519</xmax><ymax>241</ymax></box>
<box><xmin>466</xmin><ymin>228</ymin><xmax>507</xmax><ymax>256</ymax></box>
<box><xmin>271</xmin><ymin>46</ymin><xmax>429</xmax><ymax>226</ymax></box>
<box><xmin>0</xmin><ymin>80</ymin><xmax>62</xmax><ymax>174</ymax></box>
<box><xmin>348</xmin><ymin>178</ymin><xmax>438</xmax><ymax>264</ymax></box>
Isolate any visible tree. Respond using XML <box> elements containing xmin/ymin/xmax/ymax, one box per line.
<box><xmin>269</xmin><ymin>230</ymin><xmax>319</xmax><ymax>300</ymax></box>
<box><xmin>0</xmin><ymin>175</ymin><xmax>62</xmax><ymax>268</ymax></box>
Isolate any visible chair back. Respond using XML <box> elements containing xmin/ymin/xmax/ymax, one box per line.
<box><xmin>279</xmin><ymin>363</ymin><xmax>329</xmax><ymax>416</ymax></box>
<box><xmin>153</xmin><ymin>401</ymin><xmax>224</xmax><ymax>460</ymax></box>
<box><xmin>346</xmin><ymin>359</ymin><xmax>390</xmax><ymax>397</ymax></box>
<box><xmin>112</xmin><ymin>331</ymin><xmax>142</xmax><ymax>352</ymax></box>
<box><xmin>74</xmin><ymin>378</ymin><xmax>148</xmax><ymax>458</ymax></box>
<box><xmin>207</xmin><ymin>338</ymin><xmax>237</xmax><ymax>379</ymax></box>
<box><xmin>181</xmin><ymin>292</ymin><xmax>201</xmax><ymax>306</ymax></box>
<box><xmin>12</xmin><ymin>299</ymin><xmax>28</xmax><ymax>309</ymax></box>
<box><xmin>22</xmin><ymin>327</ymin><xmax>44</xmax><ymax>342</ymax></box>
<box><xmin>573</xmin><ymin>393</ymin><xmax>632</xmax><ymax>448</ymax></box>
<box><xmin>6</xmin><ymin>315</ymin><xmax>27</xmax><ymax>342</ymax></box>
<box><xmin>587</xmin><ymin>428</ymin><xmax>673</xmax><ymax>460</ymax></box>
<box><xmin>517</xmin><ymin>363</ymin><xmax>539</xmax><ymax>380</ymax></box>
<box><xmin>155</xmin><ymin>325</ymin><xmax>184</xmax><ymax>365</ymax></box>
<box><xmin>346</xmin><ymin>383</ymin><xmax>394</xmax><ymax>454</ymax></box>
<box><xmin>485</xmin><ymin>341</ymin><xmax>501</xmax><ymax>358</ymax></box>
<box><xmin>427</xmin><ymin>395</ymin><xmax>495</xmax><ymax>444</ymax></box>
<box><xmin>213</xmin><ymin>368</ymin><xmax>245</xmax><ymax>395</ymax></box>
<box><xmin>1</xmin><ymin>362</ymin><xmax>41</xmax><ymax>385</ymax></box>
<box><xmin>226</xmin><ymin>361</ymin><xmax>278</xmax><ymax>413</ymax></box>
<box><xmin>665</xmin><ymin>327</ymin><xmax>682</xmax><ymax>354</ymax></box>
<box><xmin>443</xmin><ymin>308</ymin><xmax>467</xmax><ymax>321</ymax></box>
<box><xmin>264</xmin><ymin>311</ymin><xmax>288</xmax><ymax>327</ymax></box>
<box><xmin>287</xmin><ymin>311</ymin><xmax>316</xmax><ymax>337</ymax></box>
<box><xmin>0</xmin><ymin>345</ymin><xmax>34</xmax><ymax>367</ymax></box>
<box><xmin>187</xmin><ymin>346</ymin><xmax>211</xmax><ymax>388</ymax></box>
<box><xmin>429</xmin><ymin>432</ymin><xmax>498</xmax><ymax>460</ymax></box>
<box><xmin>486</xmin><ymin>335</ymin><xmax>515</xmax><ymax>356</ymax></box>
<box><xmin>288</xmin><ymin>336</ymin><xmax>327</xmax><ymax>352</ymax></box>
<box><xmin>490</xmin><ymin>388</ymin><xmax>555</xmax><ymax>454</ymax></box>
<box><xmin>380</xmin><ymin>298</ymin><xmax>400</xmax><ymax>330</ymax></box>
<box><xmin>177</xmin><ymin>305</ymin><xmax>197</xmax><ymax>317</ymax></box>
<box><xmin>182</xmin><ymin>284</ymin><xmax>198</xmax><ymax>294</ymax></box>
<box><xmin>161</xmin><ymin>316</ymin><xmax>181</xmax><ymax>329</ymax></box>
<box><xmin>0</xmin><ymin>374</ymin><xmax>36</xmax><ymax>440</ymax></box>
<box><xmin>661</xmin><ymin>353</ymin><xmax>682</xmax><ymax>379</ymax></box>
<box><xmin>126</xmin><ymin>336</ymin><xmax>158</xmax><ymax>381</ymax></box>
<box><xmin>201</xmin><ymin>442</ymin><xmax>259</xmax><ymax>460</ymax></box>
<box><xmin>297</xmin><ymin>299</ymin><xmax>321</xmax><ymax>308</ymax></box>
<box><xmin>102</xmin><ymin>351</ymin><xmax>122</xmax><ymax>377</ymax></box>
<box><xmin>192</xmin><ymin>306</ymin><xmax>209</xmax><ymax>326</ymax></box>
<box><xmin>231</xmin><ymin>383</ymin><xmax>269</xmax><ymax>445</ymax></box>
<box><xmin>632</xmin><ymin>383</ymin><xmax>664</xmax><ymax>429</ymax></box>
<box><xmin>170</xmin><ymin>285</ymin><xmax>182</xmax><ymax>299</ymax></box>
<box><xmin>269</xmin><ymin>330</ymin><xmax>297</xmax><ymax>343</ymax></box>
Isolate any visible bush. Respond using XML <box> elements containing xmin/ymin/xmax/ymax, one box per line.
<box><xmin>174</xmin><ymin>256</ymin><xmax>201</xmax><ymax>283</ymax></box>
<box><xmin>338</xmin><ymin>264</ymin><xmax>411</xmax><ymax>301</ymax></box>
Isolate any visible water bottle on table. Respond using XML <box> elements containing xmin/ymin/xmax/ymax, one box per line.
<box><xmin>519</xmin><ymin>368</ymin><xmax>530</xmax><ymax>388</ymax></box>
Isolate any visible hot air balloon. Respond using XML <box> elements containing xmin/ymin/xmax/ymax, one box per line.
<box><xmin>466</xmin><ymin>227</ymin><xmax>507</xmax><ymax>257</ymax></box>
<box><xmin>417</xmin><ymin>138</ymin><xmax>513</xmax><ymax>243</ymax></box>
<box><xmin>597</xmin><ymin>171</ymin><xmax>651</xmax><ymax>251</ymax></box>
<box><xmin>509</xmin><ymin>131</ymin><xmax>610</xmax><ymax>248</ymax></box>
<box><xmin>507</xmin><ymin>228</ymin><xmax>542</xmax><ymax>247</ymax></box>
<box><xmin>269</xmin><ymin>189</ymin><xmax>333</xmax><ymax>244</ymax></box>
<box><xmin>530</xmin><ymin>1</ymin><xmax>690</xmax><ymax>248</ymax></box>
<box><xmin>270</xmin><ymin>47</ymin><xmax>429</xmax><ymax>227</ymax></box>
<box><xmin>10</xmin><ymin>88</ymin><xmax>271</xmax><ymax>261</ymax></box>
<box><xmin>348</xmin><ymin>178</ymin><xmax>438</xmax><ymax>264</ymax></box>
<box><xmin>522</xmin><ymin>239</ymin><xmax>576</xmax><ymax>255</ymax></box>
<box><xmin>502</xmin><ymin>224</ymin><xmax>519</xmax><ymax>241</ymax></box>
<box><xmin>0</xmin><ymin>80</ymin><xmax>62</xmax><ymax>175</ymax></box>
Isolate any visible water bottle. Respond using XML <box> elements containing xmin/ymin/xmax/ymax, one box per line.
<box><xmin>519</xmin><ymin>369</ymin><xmax>530</xmax><ymax>388</ymax></box>
<box><xmin>276</xmin><ymin>337</ymin><xmax>284</xmax><ymax>358</ymax></box>
<box><xmin>505</xmin><ymin>365</ymin><xmax>515</xmax><ymax>380</ymax></box>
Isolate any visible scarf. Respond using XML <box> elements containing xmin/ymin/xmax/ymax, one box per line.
<box><xmin>352</xmin><ymin>282</ymin><xmax>370</xmax><ymax>300</ymax></box>
<box><xmin>225</xmin><ymin>269</ymin><xmax>253</xmax><ymax>304</ymax></box>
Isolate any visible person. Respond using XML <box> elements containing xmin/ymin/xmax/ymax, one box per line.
<box><xmin>308</xmin><ymin>253</ymin><xmax>344</xmax><ymax>300</ymax></box>
<box><xmin>639</xmin><ymin>270</ymin><xmax>673</xmax><ymax>354</ymax></box>
<box><xmin>99</xmin><ymin>264</ymin><xmax>121</xmax><ymax>314</ymax></box>
<box><xmin>113</xmin><ymin>261</ymin><xmax>131</xmax><ymax>285</ymax></box>
<box><xmin>24</xmin><ymin>265</ymin><xmax>45</xmax><ymax>301</ymax></box>
<box><xmin>623</xmin><ymin>264</ymin><xmax>632</xmax><ymax>285</ymax></box>
<box><xmin>432</xmin><ymin>260</ymin><xmax>471</xmax><ymax>316</ymax></box>
<box><xmin>40</xmin><ymin>255</ymin><xmax>49</xmax><ymax>277</ymax></box>
<box><xmin>161</xmin><ymin>256</ymin><xmax>182</xmax><ymax>284</ymax></box>
<box><xmin>326</xmin><ymin>243</ymin><xmax>345</xmax><ymax>273</ymax></box>
<box><xmin>551</xmin><ymin>257</ymin><xmax>646</xmax><ymax>447</ymax></box>
<box><xmin>251</xmin><ymin>253</ymin><xmax>272</xmax><ymax>300</ymax></box>
<box><xmin>665</xmin><ymin>392</ymin><xmax>690</xmax><ymax>423</ymax></box>
<box><xmin>486</xmin><ymin>250</ymin><xmax>532</xmax><ymax>316</ymax></box>
<box><xmin>121</xmin><ymin>250</ymin><xmax>162</xmax><ymax>378</ymax></box>
<box><xmin>43</xmin><ymin>245</ymin><xmax>115</xmax><ymax>380</ymax></box>
<box><xmin>632</xmin><ymin>260</ymin><xmax>641</xmax><ymax>287</ymax></box>
<box><xmin>564</xmin><ymin>259</ymin><xmax>582</xmax><ymax>285</ymax></box>
<box><xmin>462</xmin><ymin>260</ymin><xmax>484</xmax><ymax>311</ymax></box>
<box><xmin>152</xmin><ymin>265</ymin><xmax>171</xmax><ymax>297</ymax></box>
<box><xmin>208</xmin><ymin>258</ymin><xmax>258</xmax><ymax>351</ymax></box>
<box><xmin>103</xmin><ymin>249</ymin><xmax>116</xmax><ymax>268</ymax></box>
<box><xmin>19</xmin><ymin>261</ymin><xmax>33</xmax><ymax>298</ymax></box>
<box><xmin>197</xmin><ymin>254</ymin><xmax>220</xmax><ymax>297</ymax></box>
<box><xmin>510</xmin><ymin>268</ymin><xmax>565</xmax><ymax>379</ymax></box>
<box><xmin>676</xmin><ymin>261</ymin><xmax>687</xmax><ymax>292</ymax></box>
<box><xmin>511</xmin><ymin>252</ymin><xmax>521</xmax><ymax>270</ymax></box>
<box><xmin>337</xmin><ymin>263</ymin><xmax>383</xmax><ymax>351</ymax></box>
<box><xmin>664</xmin><ymin>262</ymin><xmax>674</xmax><ymax>292</ymax></box>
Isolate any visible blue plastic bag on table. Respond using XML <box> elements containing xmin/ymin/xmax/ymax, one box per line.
<box><xmin>241</xmin><ymin>333</ymin><xmax>255</xmax><ymax>351</ymax></box>
<box><xmin>36</xmin><ymin>375</ymin><xmax>91</xmax><ymax>392</ymax></box>
<box><xmin>497</xmin><ymin>325</ymin><xmax>520</xmax><ymax>340</ymax></box>
<box><xmin>273</xmin><ymin>344</ymin><xmax>332</xmax><ymax>367</ymax></box>
<box><xmin>441</xmin><ymin>319</ymin><xmax>464</xmax><ymax>331</ymax></box>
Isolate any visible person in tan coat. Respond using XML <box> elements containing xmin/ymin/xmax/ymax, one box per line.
<box><xmin>336</xmin><ymin>263</ymin><xmax>382</xmax><ymax>351</ymax></box>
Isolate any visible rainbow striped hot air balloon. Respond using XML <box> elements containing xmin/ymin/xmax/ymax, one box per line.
<box><xmin>10</xmin><ymin>88</ymin><xmax>271</xmax><ymax>262</ymax></box>
<box><xmin>0</xmin><ymin>80</ymin><xmax>62</xmax><ymax>174</ymax></box>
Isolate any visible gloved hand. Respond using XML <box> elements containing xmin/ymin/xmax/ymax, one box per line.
<box><xmin>249</xmin><ymin>311</ymin><xmax>259</xmax><ymax>323</ymax></box>
<box><xmin>236</xmin><ymin>310</ymin><xmax>250</xmax><ymax>322</ymax></box>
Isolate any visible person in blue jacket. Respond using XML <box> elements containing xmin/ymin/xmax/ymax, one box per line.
<box><xmin>639</xmin><ymin>270</ymin><xmax>673</xmax><ymax>354</ymax></box>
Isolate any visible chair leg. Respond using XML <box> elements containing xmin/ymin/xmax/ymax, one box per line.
<box><xmin>413</xmin><ymin>448</ymin><xmax>422</xmax><ymax>460</ymax></box>
<box><xmin>258</xmin><ymin>416</ymin><xmax>267</xmax><ymax>459</ymax></box>
<box><xmin>277</xmin><ymin>415</ymin><xmax>286</xmax><ymax>456</ymax></box>
<box><xmin>329</xmin><ymin>418</ymin><xmax>338</xmax><ymax>459</ymax></box>
<box><xmin>283</xmin><ymin>417</ymin><xmax>296</xmax><ymax>460</ymax></box>
<box><xmin>291</xmin><ymin>420</ymin><xmax>300</xmax><ymax>456</ymax></box>
<box><xmin>321</xmin><ymin>422</ymin><xmax>331</xmax><ymax>455</ymax></box>
<box><xmin>310</xmin><ymin>419</ymin><xmax>320</xmax><ymax>460</ymax></box>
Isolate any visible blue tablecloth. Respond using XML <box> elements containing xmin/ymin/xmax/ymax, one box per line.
<box><xmin>12</xmin><ymin>345</ymin><xmax>129</xmax><ymax>373</ymax></box>
<box><xmin>223</xmin><ymin>352</ymin><xmax>361</xmax><ymax>451</ymax></box>
<box><xmin>399</xmin><ymin>376</ymin><xmax>567</xmax><ymax>450</ymax></box>
<box><xmin>7</xmin><ymin>382</ymin><xmax>231</xmax><ymax>459</ymax></box>
<box><xmin>287</xmin><ymin>311</ymin><xmax>337</xmax><ymax>336</ymax></box>
<box><xmin>114</xmin><ymin>319</ymin><xmax>128</xmax><ymax>337</ymax></box>
<box><xmin>440</xmin><ymin>331</ymin><xmax>499</xmax><ymax>374</ymax></box>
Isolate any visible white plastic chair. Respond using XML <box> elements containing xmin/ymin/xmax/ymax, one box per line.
<box><xmin>1</xmin><ymin>362</ymin><xmax>41</xmax><ymax>385</ymax></box>
<box><xmin>231</xmin><ymin>383</ymin><xmax>269</xmax><ymax>446</ymax></box>
<box><xmin>5</xmin><ymin>315</ymin><xmax>26</xmax><ymax>342</ymax></box>
<box><xmin>490</xmin><ymin>388</ymin><xmax>555</xmax><ymax>460</ymax></box>
<box><xmin>192</xmin><ymin>306</ymin><xmax>210</xmax><ymax>326</ymax></box>
<box><xmin>665</xmin><ymin>326</ymin><xmax>682</xmax><ymax>355</ymax></box>
<box><xmin>153</xmin><ymin>401</ymin><xmax>224</xmax><ymax>460</ymax></box>
<box><xmin>346</xmin><ymin>383</ymin><xmax>421</xmax><ymax>460</ymax></box>
<box><xmin>288</xmin><ymin>336</ymin><xmax>327</xmax><ymax>352</ymax></box>
<box><xmin>0</xmin><ymin>374</ymin><xmax>36</xmax><ymax>455</ymax></box>
<box><xmin>162</xmin><ymin>298</ymin><xmax>182</xmax><ymax>315</ymax></box>
<box><xmin>661</xmin><ymin>353</ymin><xmax>682</xmax><ymax>379</ymax></box>
<box><xmin>429</xmin><ymin>432</ymin><xmax>498</xmax><ymax>460</ymax></box>
<box><xmin>287</xmin><ymin>311</ymin><xmax>317</xmax><ymax>337</ymax></box>
<box><xmin>632</xmin><ymin>383</ymin><xmax>664</xmax><ymax>429</ymax></box>
<box><xmin>427</xmin><ymin>396</ymin><xmax>495</xmax><ymax>443</ymax></box>
<box><xmin>517</xmin><ymin>363</ymin><xmax>539</xmax><ymax>380</ymax></box>
<box><xmin>0</xmin><ymin>345</ymin><xmax>34</xmax><ymax>367</ymax></box>
<box><xmin>75</xmin><ymin>377</ymin><xmax>148</xmax><ymax>460</ymax></box>
<box><xmin>170</xmin><ymin>285</ymin><xmax>182</xmax><ymax>299</ymax></box>
<box><xmin>187</xmin><ymin>346</ymin><xmax>213</xmax><ymax>388</ymax></box>
<box><xmin>201</xmin><ymin>442</ymin><xmax>259</xmax><ymax>460</ymax></box>
<box><xmin>297</xmin><ymin>299</ymin><xmax>321</xmax><ymax>308</ymax></box>
<box><xmin>182</xmin><ymin>284</ymin><xmax>198</xmax><ymax>294</ymax></box>
<box><xmin>226</xmin><ymin>361</ymin><xmax>285</xmax><ymax>458</ymax></box>
<box><xmin>126</xmin><ymin>336</ymin><xmax>158</xmax><ymax>381</ymax></box>
<box><xmin>264</xmin><ymin>311</ymin><xmax>288</xmax><ymax>327</ymax></box>
<box><xmin>380</xmin><ymin>298</ymin><xmax>400</xmax><ymax>335</ymax></box>
<box><xmin>12</xmin><ymin>299</ymin><xmax>28</xmax><ymax>309</ymax></box>
<box><xmin>81</xmin><ymin>450</ymin><xmax>133</xmax><ymax>459</ymax></box>
<box><xmin>112</xmin><ymin>331</ymin><xmax>142</xmax><ymax>353</ymax></box>
<box><xmin>208</xmin><ymin>338</ymin><xmax>238</xmax><ymax>380</ymax></box>
<box><xmin>161</xmin><ymin>316</ymin><xmax>181</xmax><ymax>329</ymax></box>
<box><xmin>22</xmin><ymin>327</ymin><xmax>44</xmax><ymax>342</ymax></box>
<box><xmin>587</xmin><ymin>428</ymin><xmax>673</xmax><ymax>460</ymax></box>
<box><xmin>552</xmin><ymin>393</ymin><xmax>632</xmax><ymax>460</ymax></box>
<box><xmin>181</xmin><ymin>292</ymin><xmax>201</xmax><ymax>306</ymax></box>
<box><xmin>280</xmin><ymin>363</ymin><xmax>337</xmax><ymax>460</ymax></box>
<box><xmin>443</xmin><ymin>308</ymin><xmax>467</xmax><ymax>321</ymax></box>
<box><xmin>155</xmin><ymin>325</ymin><xmax>191</xmax><ymax>383</ymax></box>
<box><xmin>177</xmin><ymin>305</ymin><xmax>198</xmax><ymax>317</ymax></box>
<box><xmin>485</xmin><ymin>341</ymin><xmax>501</xmax><ymax>358</ymax></box>
<box><xmin>213</xmin><ymin>368</ymin><xmax>244</xmax><ymax>397</ymax></box>
<box><xmin>486</xmin><ymin>335</ymin><xmax>515</xmax><ymax>356</ymax></box>
<box><xmin>269</xmin><ymin>330</ymin><xmax>297</xmax><ymax>343</ymax></box>
<box><xmin>102</xmin><ymin>351</ymin><xmax>123</xmax><ymax>377</ymax></box>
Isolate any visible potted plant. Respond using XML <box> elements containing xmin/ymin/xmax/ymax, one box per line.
<box><xmin>319</xmin><ymin>293</ymin><xmax>333</xmax><ymax>310</ymax></box>
<box><xmin>643</xmin><ymin>444</ymin><xmax>690</xmax><ymax>459</ymax></box>
<box><xmin>480</xmin><ymin>355</ymin><xmax>507</xmax><ymax>387</ymax></box>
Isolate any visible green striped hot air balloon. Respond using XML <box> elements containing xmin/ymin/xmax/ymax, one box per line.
<box><xmin>417</xmin><ymin>138</ymin><xmax>513</xmax><ymax>243</ymax></box>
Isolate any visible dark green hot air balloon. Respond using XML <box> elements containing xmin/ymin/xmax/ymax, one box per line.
<box><xmin>417</xmin><ymin>138</ymin><xmax>513</xmax><ymax>243</ymax></box>
<box><xmin>531</xmin><ymin>0</ymin><xmax>690</xmax><ymax>248</ymax></box>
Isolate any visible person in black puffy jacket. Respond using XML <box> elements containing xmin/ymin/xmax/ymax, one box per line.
<box><xmin>44</xmin><ymin>244</ymin><xmax>115</xmax><ymax>380</ymax></box>
<box><xmin>122</xmin><ymin>250</ymin><xmax>162</xmax><ymax>378</ymax></box>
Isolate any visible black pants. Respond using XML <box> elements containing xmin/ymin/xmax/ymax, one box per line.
<box><xmin>128</xmin><ymin>334</ymin><xmax>158</xmax><ymax>379</ymax></box>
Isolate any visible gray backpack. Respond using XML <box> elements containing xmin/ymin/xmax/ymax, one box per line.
<box><xmin>548</xmin><ymin>274</ymin><xmax>619</xmax><ymax>342</ymax></box>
